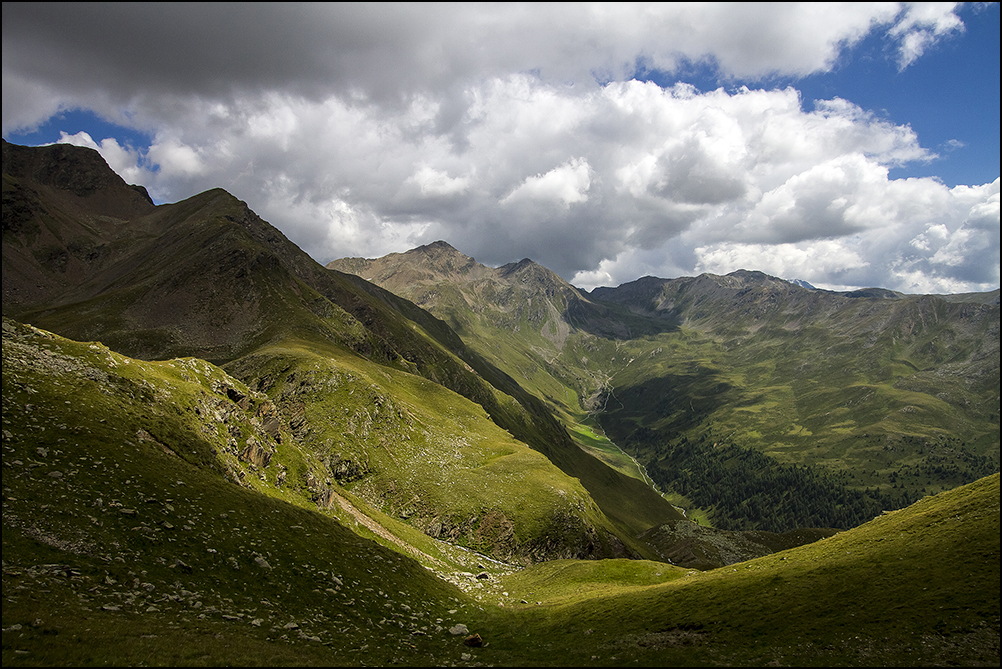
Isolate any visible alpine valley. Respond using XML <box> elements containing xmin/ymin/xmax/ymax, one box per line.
<box><xmin>2</xmin><ymin>139</ymin><xmax>999</xmax><ymax>666</ymax></box>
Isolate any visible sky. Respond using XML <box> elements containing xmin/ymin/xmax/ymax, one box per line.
<box><xmin>3</xmin><ymin>3</ymin><xmax>999</xmax><ymax>294</ymax></box>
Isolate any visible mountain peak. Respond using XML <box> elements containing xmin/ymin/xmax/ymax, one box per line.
<box><xmin>499</xmin><ymin>256</ymin><xmax>547</xmax><ymax>277</ymax></box>
<box><xmin>414</xmin><ymin>240</ymin><xmax>461</xmax><ymax>253</ymax></box>
<box><xmin>2</xmin><ymin>139</ymin><xmax>156</xmax><ymax>219</ymax></box>
<box><xmin>786</xmin><ymin>278</ymin><xmax>818</xmax><ymax>290</ymax></box>
<box><xmin>403</xmin><ymin>240</ymin><xmax>480</xmax><ymax>276</ymax></box>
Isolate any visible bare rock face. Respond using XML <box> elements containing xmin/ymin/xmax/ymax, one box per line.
<box><xmin>239</xmin><ymin>436</ymin><xmax>273</xmax><ymax>469</ymax></box>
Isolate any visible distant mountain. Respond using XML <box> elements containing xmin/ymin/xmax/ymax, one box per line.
<box><xmin>333</xmin><ymin>244</ymin><xmax>1000</xmax><ymax>532</ymax></box>
<box><xmin>330</xmin><ymin>241</ymin><xmax>639</xmax><ymax>340</ymax></box>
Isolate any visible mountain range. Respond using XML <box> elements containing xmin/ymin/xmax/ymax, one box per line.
<box><xmin>329</xmin><ymin>237</ymin><xmax>999</xmax><ymax>531</ymax></box>
<box><xmin>2</xmin><ymin>139</ymin><xmax>999</xmax><ymax>666</ymax></box>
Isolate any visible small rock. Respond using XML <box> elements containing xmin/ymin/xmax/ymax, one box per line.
<box><xmin>448</xmin><ymin>624</ymin><xmax>469</xmax><ymax>636</ymax></box>
<box><xmin>464</xmin><ymin>633</ymin><xmax>483</xmax><ymax>647</ymax></box>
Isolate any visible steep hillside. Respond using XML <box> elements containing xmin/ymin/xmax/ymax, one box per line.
<box><xmin>2</xmin><ymin>140</ymin><xmax>681</xmax><ymax>562</ymax></box>
<box><xmin>2</xmin><ymin>139</ymin><xmax>156</xmax><ymax>311</ymax></box>
<box><xmin>0</xmin><ymin>319</ymin><xmax>483</xmax><ymax>666</ymax></box>
<box><xmin>1</xmin><ymin>316</ymin><xmax>630</xmax><ymax>572</ymax></box>
<box><xmin>592</xmin><ymin>272</ymin><xmax>1000</xmax><ymax>529</ymax></box>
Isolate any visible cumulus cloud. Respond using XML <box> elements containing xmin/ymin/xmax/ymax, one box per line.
<box><xmin>2</xmin><ymin>3</ymin><xmax>996</xmax><ymax>295</ymax></box>
<box><xmin>1</xmin><ymin>3</ymin><xmax>966</xmax><ymax>131</ymax></box>
<box><xmin>501</xmin><ymin>158</ymin><xmax>592</xmax><ymax>208</ymax></box>
<box><xmin>407</xmin><ymin>166</ymin><xmax>471</xmax><ymax>198</ymax></box>
<box><xmin>686</xmin><ymin>177</ymin><xmax>1000</xmax><ymax>293</ymax></box>
<box><xmin>889</xmin><ymin>2</ymin><xmax>966</xmax><ymax>69</ymax></box>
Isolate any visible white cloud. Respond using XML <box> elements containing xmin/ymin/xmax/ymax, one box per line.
<box><xmin>3</xmin><ymin>3</ymin><xmax>995</xmax><ymax>294</ymax></box>
<box><xmin>1</xmin><ymin>74</ymin><xmax>64</xmax><ymax>135</ymax></box>
<box><xmin>407</xmin><ymin>166</ymin><xmax>471</xmax><ymax>198</ymax></box>
<box><xmin>695</xmin><ymin>239</ymin><xmax>871</xmax><ymax>284</ymax></box>
<box><xmin>501</xmin><ymin>158</ymin><xmax>592</xmax><ymax>208</ymax></box>
<box><xmin>147</xmin><ymin>137</ymin><xmax>207</xmax><ymax>177</ymax></box>
<box><xmin>888</xmin><ymin>2</ymin><xmax>965</xmax><ymax>69</ymax></box>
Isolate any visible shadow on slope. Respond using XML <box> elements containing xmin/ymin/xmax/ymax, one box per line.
<box><xmin>3</xmin><ymin>141</ymin><xmax>684</xmax><ymax>561</ymax></box>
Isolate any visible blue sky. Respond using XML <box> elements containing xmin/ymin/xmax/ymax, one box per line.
<box><xmin>633</xmin><ymin>2</ymin><xmax>1000</xmax><ymax>189</ymax></box>
<box><xmin>3</xmin><ymin>3</ymin><xmax>999</xmax><ymax>294</ymax></box>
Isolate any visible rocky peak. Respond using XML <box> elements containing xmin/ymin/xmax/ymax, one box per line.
<box><xmin>407</xmin><ymin>240</ymin><xmax>479</xmax><ymax>275</ymax></box>
<box><xmin>498</xmin><ymin>257</ymin><xmax>577</xmax><ymax>295</ymax></box>
<box><xmin>2</xmin><ymin>139</ymin><xmax>156</xmax><ymax>219</ymax></box>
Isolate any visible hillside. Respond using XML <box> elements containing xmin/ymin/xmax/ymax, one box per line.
<box><xmin>332</xmin><ymin>244</ymin><xmax>1000</xmax><ymax>531</ymax></box>
<box><xmin>592</xmin><ymin>272</ymin><xmax>1000</xmax><ymax>529</ymax></box>
<box><xmin>327</xmin><ymin>243</ymin><xmax>674</xmax><ymax>484</ymax></box>
<box><xmin>2</xmin><ymin>322</ymin><xmax>997</xmax><ymax>664</ymax></box>
<box><xmin>2</xmin><ymin>139</ymin><xmax>683</xmax><ymax>564</ymax></box>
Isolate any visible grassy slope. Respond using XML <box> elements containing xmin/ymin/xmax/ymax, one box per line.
<box><xmin>596</xmin><ymin>298</ymin><xmax>999</xmax><ymax>521</ymax></box>
<box><xmin>3</xmin><ymin>316</ymin><xmax>997</xmax><ymax>666</ymax></box>
<box><xmin>477</xmin><ymin>473</ymin><xmax>1000</xmax><ymax>666</ymax></box>
<box><xmin>575</xmin><ymin>276</ymin><xmax>1000</xmax><ymax>529</ymax></box>
<box><xmin>5</xmin><ymin>163</ymin><xmax>683</xmax><ymax>552</ymax></box>
<box><xmin>0</xmin><ymin>320</ymin><xmax>461</xmax><ymax>666</ymax></box>
<box><xmin>2</xmin><ymin>314</ymin><xmax>635</xmax><ymax>568</ymax></box>
<box><xmin>222</xmin><ymin>339</ymin><xmax>623</xmax><ymax>563</ymax></box>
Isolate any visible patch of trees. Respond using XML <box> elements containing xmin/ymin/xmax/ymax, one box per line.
<box><xmin>910</xmin><ymin>436</ymin><xmax>999</xmax><ymax>482</ymax></box>
<box><xmin>601</xmin><ymin>400</ymin><xmax>910</xmax><ymax>531</ymax></box>
<box><xmin>644</xmin><ymin>436</ymin><xmax>907</xmax><ymax>533</ymax></box>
